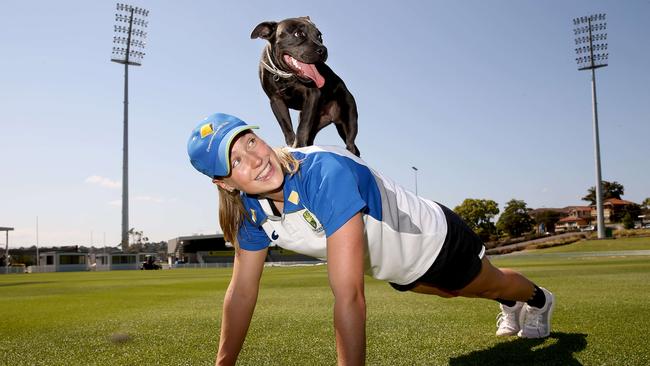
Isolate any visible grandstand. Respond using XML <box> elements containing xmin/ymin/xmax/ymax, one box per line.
<box><xmin>167</xmin><ymin>234</ymin><xmax>322</xmax><ymax>267</ymax></box>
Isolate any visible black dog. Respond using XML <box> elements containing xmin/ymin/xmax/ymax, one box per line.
<box><xmin>251</xmin><ymin>17</ymin><xmax>360</xmax><ymax>156</ymax></box>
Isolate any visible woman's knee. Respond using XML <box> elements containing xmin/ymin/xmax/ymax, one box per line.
<box><xmin>458</xmin><ymin>259</ymin><xmax>509</xmax><ymax>299</ymax></box>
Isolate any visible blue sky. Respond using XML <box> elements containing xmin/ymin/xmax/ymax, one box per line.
<box><xmin>1</xmin><ymin>1</ymin><xmax>648</xmax><ymax>247</ymax></box>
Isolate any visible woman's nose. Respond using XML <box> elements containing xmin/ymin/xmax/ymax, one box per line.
<box><xmin>248</xmin><ymin>152</ymin><xmax>263</xmax><ymax>168</ymax></box>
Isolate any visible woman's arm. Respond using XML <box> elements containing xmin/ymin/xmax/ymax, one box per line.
<box><xmin>327</xmin><ymin>212</ymin><xmax>366</xmax><ymax>366</ymax></box>
<box><xmin>216</xmin><ymin>247</ymin><xmax>268</xmax><ymax>366</ymax></box>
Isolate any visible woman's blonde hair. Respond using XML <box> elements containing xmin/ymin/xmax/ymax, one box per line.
<box><xmin>218</xmin><ymin>147</ymin><xmax>300</xmax><ymax>250</ymax></box>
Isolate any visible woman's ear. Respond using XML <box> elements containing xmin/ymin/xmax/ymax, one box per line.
<box><xmin>213</xmin><ymin>178</ymin><xmax>235</xmax><ymax>193</ymax></box>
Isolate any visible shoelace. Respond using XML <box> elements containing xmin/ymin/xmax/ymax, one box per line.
<box><xmin>522</xmin><ymin>307</ymin><xmax>543</xmax><ymax>334</ymax></box>
<box><xmin>496</xmin><ymin>311</ymin><xmax>517</xmax><ymax>329</ymax></box>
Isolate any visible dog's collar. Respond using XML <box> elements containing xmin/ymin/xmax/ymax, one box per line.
<box><xmin>261</xmin><ymin>47</ymin><xmax>295</xmax><ymax>81</ymax></box>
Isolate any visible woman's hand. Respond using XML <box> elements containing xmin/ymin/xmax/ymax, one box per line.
<box><xmin>327</xmin><ymin>212</ymin><xmax>366</xmax><ymax>366</ymax></box>
<box><xmin>216</xmin><ymin>247</ymin><xmax>268</xmax><ymax>366</ymax></box>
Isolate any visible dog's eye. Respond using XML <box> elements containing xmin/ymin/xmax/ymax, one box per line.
<box><xmin>294</xmin><ymin>31</ymin><xmax>305</xmax><ymax>38</ymax></box>
<box><xmin>318</xmin><ymin>33</ymin><xmax>323</xmax><ymax>42</ymax></box>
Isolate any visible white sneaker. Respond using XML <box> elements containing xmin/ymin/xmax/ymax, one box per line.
<box><xmin>496</xmin><ymin>302</ymin><xmax>523</xmax><ymax>336</ymax></box>
<box><xmin>517</xmin><ymin>288</ymin><xmax>555</xmax><ymax>338</ymax></box>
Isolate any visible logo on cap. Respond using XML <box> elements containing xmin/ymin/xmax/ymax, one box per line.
<box><xmin>199</xmin><ymin>123</ymin><xmax>214</xmax><ymax>138</ymax></box>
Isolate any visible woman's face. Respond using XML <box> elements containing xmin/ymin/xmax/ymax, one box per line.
<box><xmin>216</xmin><ymin>131</ymin><xmax>284</xmax><ymax>198</ymax></box>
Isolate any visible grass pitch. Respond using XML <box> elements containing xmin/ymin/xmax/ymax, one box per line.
<box><xmin>1</xmin><ymin>237</ymin><xmax>649</xmax><ymax>365</ymax></box>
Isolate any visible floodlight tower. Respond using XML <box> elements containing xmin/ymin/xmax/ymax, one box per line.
<box><xmin>111</xmin><ymin>3</ymin><xmax>149</xmax><ymax>251</ymax></box>
<box><xmin>572</xmin><ymin>14</ymin><xmax>608</xmax><ymax>239</ymax></box>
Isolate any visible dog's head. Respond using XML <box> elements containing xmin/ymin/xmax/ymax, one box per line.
<box><xmin>251</xmin><ymin>17</ymin><xmax>327</xmax><ymax>87</ymax></box>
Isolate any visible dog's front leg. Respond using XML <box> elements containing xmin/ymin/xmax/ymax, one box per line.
<box><xmin>296</xmin><ymin>88</ymin><xmax>321</xmax><ymax>147</ymax></box>
<box><xmin>269</xmin><ymin>97</ymin><xmax>296</xmax><ymax>146</ymax></box>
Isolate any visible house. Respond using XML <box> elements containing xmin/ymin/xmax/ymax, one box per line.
<box><xmin>555</xmin><ymin>206</ymin><xmax>592</xmax><ymax>233</ymax></box>
<box><xmin>591</xmin><ymin>198</ymin><xmax>635</xmax><ymax>223</ymax></box>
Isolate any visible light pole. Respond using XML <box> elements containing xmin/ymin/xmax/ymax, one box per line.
<box><xmin>572</xmin><ymin>13</ymin><xmax>608</xmax><ymax>239</ymax></box>
<box><xmin>36</xmin><ymin>216</ymin><xmax>39</xmax><ymax>267</ymax></box>
<box><xmin>111</xmin><ymin>3</ymin><xmax>149</xmax><ymax>251</ymax></box>
<box><xmin>411</xmin><ymin>166</ymin><xmax>418</xmax><ymax>196</ymax></box>
<box><xmin>1</xmin><ymin>227</ymin><xmax>14</xmax><ymax>274</ymax></box>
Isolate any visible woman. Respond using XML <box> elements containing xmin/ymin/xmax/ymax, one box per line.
<box><xmin>187</xmin><ymin>113</ymin><xmax>555</xmax><ymax>365</ymax></box>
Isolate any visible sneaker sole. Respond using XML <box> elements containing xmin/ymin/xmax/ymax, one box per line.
<box><xmin>496</xmin><ymin>329</ymin><xmax>519</xmax><ymax>337</ymax></box>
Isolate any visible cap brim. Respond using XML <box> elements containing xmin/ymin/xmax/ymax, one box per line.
<box><xmin>215</xmin><ymin>125</ymin><xmax>259</xmax><ymax>177</ymax></box>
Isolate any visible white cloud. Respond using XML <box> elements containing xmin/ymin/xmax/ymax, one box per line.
<box><xmin>85</xmin><ymin>175</ymin><xmax>121</xmax><ymax>189</ymax></box>
<box><xmin>108</xmin><ymin>200</ymin><xmax>121</xmax><ymax>207</ymax></box>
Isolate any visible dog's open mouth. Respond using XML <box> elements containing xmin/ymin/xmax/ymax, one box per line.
<box><xmin>283</xmin><ymin>55</ymin><xmax>325</xmax><ymax>88</ymax></box>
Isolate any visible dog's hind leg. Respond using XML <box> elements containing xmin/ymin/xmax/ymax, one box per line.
<box><xmin>270</xmin><ymin>97</ymin><xmax>296</xmax><ymax>146</ymax></box>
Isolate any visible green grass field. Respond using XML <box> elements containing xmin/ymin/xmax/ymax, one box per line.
<box><xmin>1</xmin><ymin>237</ymin><xmax>649</xmax><ymax>365</ymax></box>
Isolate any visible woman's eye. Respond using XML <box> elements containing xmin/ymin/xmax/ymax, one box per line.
<box><xmin>248</xmin><ymin>138</ymin><xmax>256</xmax><ymax>148</ymax></box>
<box><xmin>231</xmin><ymin>159</ymin><xmax>240</xmax><ymax>169</ymax></box>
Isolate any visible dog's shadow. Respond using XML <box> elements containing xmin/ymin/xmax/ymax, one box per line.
<box><xmin>449</xmin><ymin>332</ymin><xmax>588</xmax><ymax>366</ymax></box>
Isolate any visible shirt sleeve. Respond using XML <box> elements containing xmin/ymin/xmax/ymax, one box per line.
<box><xmin>237</xmin><ymin>217</ymin><xmax>271</xmax><ymax>251</ymax></box>
<box><xmin>302</xmin><ymin>154</ymin><xmax>367</xmax><ymax>237</ymax></box>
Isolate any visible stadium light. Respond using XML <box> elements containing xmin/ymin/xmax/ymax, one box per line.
<box><xmin>111</xmin><ymin>3</ymin><xmax>149</xmax><ymax>251</ymax></box>
<box><xmin>572</xmin><ymin>13</ymin><xmax>608</xmax><ymax>239</ymax></box>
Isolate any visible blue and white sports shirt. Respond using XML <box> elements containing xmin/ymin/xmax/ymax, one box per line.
<box><xmin>236</xmin><ymin>146</ymin><xmax>447</xmax><ymax>285</ymax></box>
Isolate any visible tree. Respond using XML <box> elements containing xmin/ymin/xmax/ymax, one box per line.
<box><xmin>497</xmin><ymin>199</ymin><xmax>535</xmax><ymax>237</ymax></box>
<box><xmin>127</xmin><ymin>228</ymin><xmax>150</xmax><ymax>253</ymax></box>
<box><xmin>582</xmin><ymin>181</ymin><xmax>625</xmax><ymax>205</ymax></box>
<box><xmin>622</xmin><ymin>212</ymin><xmax>634</xmax><ymax>229</ymax></box>
<box><xmin>641</xmin><ymin>198</ymin><xmax>650</xmax><ymax>213</ymax></box>
<box><xmin>619</xmin><ymin>203</ymin><xmax>642</xmax><ymax>226</ymax></box>
<box><xmin>531</xmin><ymin>210</ymin><xmax>563</xmax><ymax>233</ymax></box>
<box><xmin>454</xmin><ymin>199</ymin><xmax>500</xmax><ymax>241</ymax></box>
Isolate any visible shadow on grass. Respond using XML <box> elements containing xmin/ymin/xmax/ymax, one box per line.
<box><xmin>0</xmin><ymin>281</ymin><xmax>54</xmax><ymax>287</ymax></box>
<box><xmin>449</xmin><ymin>332</ymin><xmax>587</xmax><ymax>366</ymax></box>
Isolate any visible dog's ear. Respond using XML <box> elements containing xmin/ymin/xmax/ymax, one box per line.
<box><xmin>299</xmin><ymin>16</ymin><xmax>313</xmax><ymax>24</ymax></box>
<box><xmin>251</xmin><ymin>21</ymin><xmax>277</xmax><ymax>40</ymax></box>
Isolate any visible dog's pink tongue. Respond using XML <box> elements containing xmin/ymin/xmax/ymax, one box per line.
<box><xmin>302</xmin><ymin>63</ymin><xmax>325</xmax><ymax>88</ymax></box>
<box><xmin>284</xmin><ymin>55</ymin><xmax>325</xmax><ymax>88</ymax></box>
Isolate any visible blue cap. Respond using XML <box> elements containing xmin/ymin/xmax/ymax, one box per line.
<box><xmin>187</xmin><ymin>113</ymin><xmax>259</xmax><ymax>178</ymax></box>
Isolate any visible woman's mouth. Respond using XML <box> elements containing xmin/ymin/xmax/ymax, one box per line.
<box><xmin>255</xmin><ymin>162</ymin><xmax>273</xmax><ymax>181</ymax></box>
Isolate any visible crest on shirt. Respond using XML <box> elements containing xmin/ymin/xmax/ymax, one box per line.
<box><xmin>250</xmin><ymin>209</ymin><xmax>257</xmax><ymax>223</ymax></box>
<box><xmin>302</xmin><ymin>210</ymin><xmax>323</xmax><ymax>232</ymax></box>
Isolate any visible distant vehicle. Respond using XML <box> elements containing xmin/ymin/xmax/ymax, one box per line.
<box><xmin>644</xmin><ymin>223</ymin><xmax>650</xmax><ymax>229</ymax></box>
<box><xmin>140</xmin><ymin>255</ymin><xmax>161</xmax><ymax>270</ymax></box>
<box><xmin>581</xmin><ymin>225</ymin><xmax>596</xmax><ymax>232</ymax></box>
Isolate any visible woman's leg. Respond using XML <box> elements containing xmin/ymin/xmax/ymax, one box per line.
<box><xmin>409</xmin><ymin>257</ymin><xmax>534</xmax><ymax>301</ymax></box>
<box><xmin>456</xmin><ymin>256</ymin><xmax>534</xmax><ymax>301</ymax></box>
